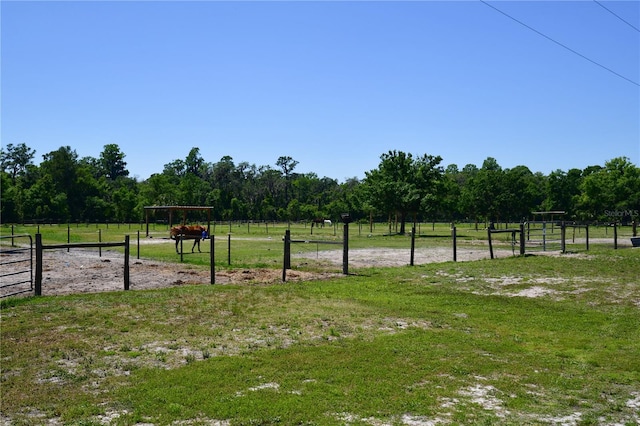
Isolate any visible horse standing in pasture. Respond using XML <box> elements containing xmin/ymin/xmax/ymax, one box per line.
<box><xmin>311</xmin><ymin>218</ymin><xmax>332</xmax><ymax>228</ymax></box>
<box><xmin>170</xmin><ymin>225</ymin><xmax>207</xmax><ymax>254</ymax></box>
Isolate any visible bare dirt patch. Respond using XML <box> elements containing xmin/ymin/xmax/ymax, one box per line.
<box><xmin>2</xmin><ymin>241</ymin><xmax>572</xmax><ymax>297</ymax></box>
<box><xmin>294</xmin><ymin>246</ymin><xmax>518</xmax><ymax>268</ymax></box>
<box><xmin>1</xmin><ymin>249</ymin><xmax>328</xmax><ymax>297</ymax></box>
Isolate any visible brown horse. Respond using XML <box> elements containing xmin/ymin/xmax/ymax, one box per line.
<box><xmin>170</xmin><ymin>225</ymin><xmax>207</xmax><ymax>253</ymax></box>
<box><xmin>311</xmin><ymin>218</ymin><xmax>332</xmax><ymax>228</ymax></box>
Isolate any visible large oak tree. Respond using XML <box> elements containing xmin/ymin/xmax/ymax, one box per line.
<box><xmin>364</xmin><ymin>150</ymin><xmax>443</xmax><ymax>234</ymax></box>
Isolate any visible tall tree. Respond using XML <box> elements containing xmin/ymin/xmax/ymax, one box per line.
<box><xmin>502</xmin><ymin>165</ymin><xmax>541</xmax><ymax>221</ymax></box>
<box><xmin>39</xmin><ymin>146</ymin><xmax>82</xmax><ymax>220</ymax></box>
<box><xmin>0</xmin><ymin>143</ymin><xmax>35</xmax><ymax>182</ymax></box>
<box><xmin>210</xmin><ymin>156</ymin><xmax>239</xmax><ymax>217</ymax></box>
<box><xmin>0</xmin><ymin>144</ymin><xmax>38</xmax><ymax>221</ymax></box>
<box><xmin>364</xmin><ymin>150</ymin><xmax>443</xmax><ymax>234</ymax></box>
<box><xmin>276</xmin><ymin>156</ymin><xmax>299</xmax><ymax>209</ymax></box>
<box><xmin>185</xmin><ymin>147</ymin><xmax>205</xmax><ymax>177</ymax></box>
<box><xmin>464</xmin><ymin>157</ymin><xmax>505</xmax><ymax>224</ymax></box>
<box><xmin>458</xmin><ymin>164</ymin><xmax>481</xmax><ymax>226</ymax></box>
<box><xmin>543</xmin><ymin>168</ymin><xmax>583</xmax><ymax>218</ymax></box>
<box><xmin>0</xmin><ymin>171</ymin><xmax>19</xmax><ymax>222</ymax></box>
<box><xmin>138</xmin><ymin>173</ymin><xmax>179</xmax><ymax>207</ymax></box>
<box><xmin>440</xmin><ymin>164</ymin><xmax>463</xmax><ymax>221</ymax></box>
<box><xmin>258</xmin><ymin>167</ymin><xmax>283</xmax><ymax>220</ymax></box>
<box><xmin>163</xmin><ymin>159</ymin><xmax>186</xmax><ymax>180</ymax></box>
<box><xmin>23</xmin><ymin>174</ymin><xmax>69</xmax><ymax>220</ymax></box>
<box><xmin>577</xmin><ymin>157</ymin><xmax>640</xmax><ymax>222</ymax></box>
<box><xmin>238</xmin><ymin>162</ymin><xmax>263</xmax><ymax>219</ymax></box>
<box><xmin>99</xmin><ymin>144</ymin><xmax>129</xmax><ymax>180</ymax></box>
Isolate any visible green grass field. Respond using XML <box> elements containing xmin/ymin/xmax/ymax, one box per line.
<box><xmin>1</xmin><ymin>222</ymin><xmax>639</xmax><ymax>425</ymax></box>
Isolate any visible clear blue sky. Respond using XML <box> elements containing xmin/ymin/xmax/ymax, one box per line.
<box><xmin>2</xmin><ymin>0</ymin><xmax>639</xmax><ymax>182</ymax></box>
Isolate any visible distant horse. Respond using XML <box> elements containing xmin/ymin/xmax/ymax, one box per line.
<box><xmin>170</xmin><ymin>225</ymin><xmax>207</xmax><ymax>254</ymax></box>
<box><xmin>311</xmin><ymin>218</ymin><xmax>332</xmax><ymax>228</ymax></box>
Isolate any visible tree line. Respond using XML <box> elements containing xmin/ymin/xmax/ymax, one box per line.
<box><xmin>1</xmin><ymin>143</ymin><xmax>639</xmax><ymax>231</ymax></box>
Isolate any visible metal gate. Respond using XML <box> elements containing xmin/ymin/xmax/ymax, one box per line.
<box><xmin>524</xmin><ymin>221</ymin><xmax>563</xmax><ymax>252</ymax></box>
<box><xmin>1</xmin><ymin>234</ymin><xmax>33</xmax><ymax>298</ymax></box>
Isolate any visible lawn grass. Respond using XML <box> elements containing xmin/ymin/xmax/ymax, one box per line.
<box><xmin>1</xmin><ymin>240</ymin><xmax>639</xmax><ymax>425</ymax></box>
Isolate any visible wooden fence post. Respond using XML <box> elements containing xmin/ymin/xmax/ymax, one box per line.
<box><xmin>35</xmin><ymin>233</ymin><xmax>42</xmax><ymax>296</ymax></box>
<box><xmin>488</xmin><ymin>228</ymin><xmax>494</xmax><ymax>259</ymax></box>
<box><xmin>284</xmin><ymin>230</ymin><xmax>291</xmax><ymax>270</ymax></box>
<box><xmin>282</xmin><ymin>230</ymin><xmax>291</xmax><ymax>282</ymax></box>
<box><xmin>343</xmin><ymin>223</ymin><xmax>349</xmax><ymax>275</ymax></box>
<box><xmin>586</xmin><ymin>225</ymin><xmax>589</xmax><ymax>251</ymax></box>
<box><xmin>124</xmin><ymin>235</ymin><xmax>130</xmax><ymax>290</ymax></box>
<box><xmin>452</xmin><ymin>225</ymin><xmax>457</xmax><ymax>262</ymax></box>
<box><xmin>210</xmin><ymin>235</ymin><xmax>215</xmax><ymax>285</ymax></box>
<box><xmin>410</xmin><ymin>227</ymin><xmax>416</xmax><ymax>266</ymax></box>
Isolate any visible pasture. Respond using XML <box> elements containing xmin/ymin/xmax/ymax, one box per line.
<box><xmin>1</xmin><ymin>222</ymin><xmax>639</xmax><ymax>425</ymax></box>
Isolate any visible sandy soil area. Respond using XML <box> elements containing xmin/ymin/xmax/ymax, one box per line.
<box><xmin>0</xmin><ymin>248</ymin><xmax>327</xmax><ymax>297</ymax></box>
<box><xmin>0</xmin><ymin>245</ymin><xmax>511</xmax><ymax>298</ymax></box>
<box><xmin>295</xmin><ymin>245</ymin><xmax>516</xmax><ymax>267</ymax></box>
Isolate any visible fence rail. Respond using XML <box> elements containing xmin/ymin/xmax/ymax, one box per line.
<box><xmin>34</xmin><ymin>234</ymin><xmax>130</xmax><ymax>296</ymax></box>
